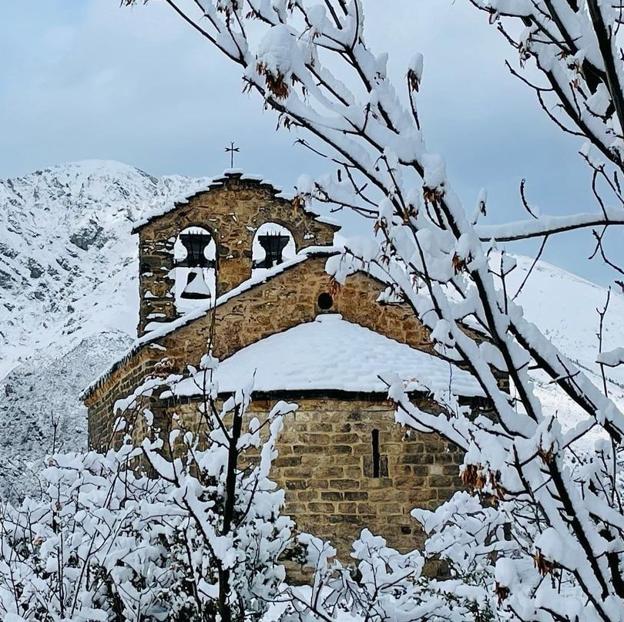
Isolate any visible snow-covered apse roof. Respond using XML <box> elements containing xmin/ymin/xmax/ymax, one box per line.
<box><xmin>168</xmin><ymin>314</ymin><xmax>484</xmax><ymax>398</ymax></box>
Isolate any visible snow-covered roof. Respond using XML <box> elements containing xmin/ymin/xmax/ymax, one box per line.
<box><xmin>81</xmin><ymin>247</ymin><xmax>340</xmax><ymax>399</ymax></box>
<box><xmin>131</xmin><ymin>170</ymin><xmax>340</xmax><ymax>233</ymax></box>
<box><xmin>167</xmin><ymin>314</ymin><xmax>484</xmax><ymax>398</ymax></box>
<box><xmin>140</xmin><ymin>246</ymin><xmax>339</xmax><ymax>343</ymax></box>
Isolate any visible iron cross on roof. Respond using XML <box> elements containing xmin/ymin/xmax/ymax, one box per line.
<box><xmin>225</xmin><ymin>141</ymin><xmax>240</xmax><ymax>168</ymax></box>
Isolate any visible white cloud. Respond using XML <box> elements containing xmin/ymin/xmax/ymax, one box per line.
<box><xmin>0</xmin><ymin>0</ymin><xmax>620</xmax><ymax>284</ymax></box>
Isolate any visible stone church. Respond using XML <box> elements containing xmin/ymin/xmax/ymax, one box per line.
<box><xmin>83</xmin><ymin>171</ymin><xmax>485</xmax><ymax>556</ymax></box>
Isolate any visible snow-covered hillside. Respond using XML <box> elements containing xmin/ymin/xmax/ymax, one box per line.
<box><xmin>0</xmin><ymin>160</ymin><xmax>622</xmax><ymax>498</ymax></box>
<box><xmin>507</xmin><ymin>255</ymin><xmax>624</xmax><ymax>387</ymax></box>
<box><xmin>0</xmin><ymin>331</ymin><xmax>132</xmax><ymax>500</ymax></box>
<box><xmin>0</xmin><ymin>160</ymin><xmax>210</xmax><ymax>380</ymax></box>
<box><xmin>503</xmin><ymin>255</ymin><xmax>624</xmax><ymax>449</ymax></box>
<box><xmin>0</xmin><ymin>161</ymin><xmax>209</xmax><ymax>498</ymax></box>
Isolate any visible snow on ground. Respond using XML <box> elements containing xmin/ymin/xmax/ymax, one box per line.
<box><xmin>502</xmin><ymin>254</ymin><xmax>624</xmax><ymax>449</ymax></box>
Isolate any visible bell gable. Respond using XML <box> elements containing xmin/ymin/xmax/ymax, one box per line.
<box><xmin>133</xmin><ymin>171</ymin><xmax>339</xmax><ymax>336</ymax></box>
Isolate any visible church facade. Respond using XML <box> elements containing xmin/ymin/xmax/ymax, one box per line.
<box><xmin>83</xmin><ymin>171</ymin><xmax>484</xmax><ymax>556</ymax></box>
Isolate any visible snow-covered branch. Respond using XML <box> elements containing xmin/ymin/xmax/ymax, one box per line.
<box><xmin>470</xmin><ymin>0</ymin><xmax>624</xmax><ymax>172</ymax></box>
<box><xmin>122</xmin><ymin>1</ymin><xmax>624</xmax><ymax>619</ymax></box>
<box><xmin>476</xmin><ymin>209</ymin><xmax>624</xmax><ymax>241</ymax></box>
<box><xmin>598</xmin><ymin>347</ymin><xmax>624</xmax><ymax>368</ymax></box>
<box><xmin>0</xmin><ymin>361</ymin><xmax>298</xmax><ymax>621</ymax></box>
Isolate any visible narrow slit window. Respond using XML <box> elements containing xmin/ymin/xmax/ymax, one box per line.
<box><xmin>372</xmin><ymin>429</ymin><xmax>381</xmax><ymax>478</ymax></box>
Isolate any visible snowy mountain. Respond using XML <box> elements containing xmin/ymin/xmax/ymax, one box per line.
<box><xmin>0</xmin><ymin>160</ymin><xmax>622</xmax><ymax>498</ymax></box>
<box><xmin>0</xmin><ymin>160</ymin><xmax>210</xmax><ymax>380</ymax></box>
<box><xmin>0</xmin><ymin>161</ymin><xmax>210</xmax><ymax>498</ymax></box>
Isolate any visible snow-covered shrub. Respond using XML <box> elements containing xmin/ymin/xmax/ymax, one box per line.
<box><xmin>0</xmin><ymin>361</ymin><xmax>298</xmax><ymax>621</ymax></box>
<box><xmin>0</xmin><ymin>446</ymin><xmax>180</xmax><ymax>620</ymax></box>
<box><xmin>276</xmin><ymin>529</ymin><xmax>491</xmax><ymax>621</ymax></box>
<box><xmin>140</xmin><ymin>359</ymin><xmax>299</xmax><ymax>622</ymax></box>
<box><xmin>413</xmin><ymin>438</ymin><xmax>624</xmax><ymax>621</ymax></box>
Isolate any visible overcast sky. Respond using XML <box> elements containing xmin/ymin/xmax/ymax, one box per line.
<box><xmin>1</xmin><ymin>0</ymin><xmax>622</xmax><ymax>286</ymax></box>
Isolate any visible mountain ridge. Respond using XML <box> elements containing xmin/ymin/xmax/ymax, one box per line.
<box><xmin>0</xmin><ymin>159</ymin><xmax>212</xmax><ymax>381</ymax></box>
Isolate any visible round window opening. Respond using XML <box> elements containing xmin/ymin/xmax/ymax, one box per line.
<box><xmin>317</xmin><ymin>292</ymin><xmax>334</xmax><ymax>310</ymax></box>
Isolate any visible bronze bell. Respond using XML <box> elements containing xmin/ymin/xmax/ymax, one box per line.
<box><xmin>177</xmin><ymin>233</ymin><xmax>215</xmax><ymax>268</ymax></box>
<box><xmin>180</xmin><ymin>269</ymin><xmax>212</xmax><ymax>300</ymax></box>
<box><xmin>253</xmin><ymin>233</ymin><xmax>290</xmax><ymax>268</ymax></box>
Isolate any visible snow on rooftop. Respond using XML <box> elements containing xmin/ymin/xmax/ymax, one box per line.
<box><xmin>169</xmin><ymin>314</ymin><xmax>484</xmax><ymax>398</ymax></box>
<box><xmin>81</xmin><ymin>247</ymin><xmax>340</xmax><ymax>398</ymax></box>
<box><xmin>140</xmin><ymin>246</ymin><xmax>339</xmax><ymax>343</ymax></box>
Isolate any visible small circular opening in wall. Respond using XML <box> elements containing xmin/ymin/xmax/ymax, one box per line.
<box><xmin>317</xmin><ymin>292</ymin><xmax>333</xmax><ymax>310</ymax></box>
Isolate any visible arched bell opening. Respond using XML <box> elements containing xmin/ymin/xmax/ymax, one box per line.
<box><xmin>173</xmin><ymin>226</ymin><xmax>217</xmax><ymax>312</ymax></box>
<box><xmin>251</xmin><ymin>222</ymin><xmax>296</xmax><ymax>276</ymax></box>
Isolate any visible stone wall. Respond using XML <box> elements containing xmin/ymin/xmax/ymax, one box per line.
<box><xmin>85</xmin><ymin>256</ymin><xmax>433</xmax><ymax>450</ymax></box>
<box><xmin>86</xmin><ymin>347</ymin><xmax>164</xmax><ymax>450</ymax></box>
<box><xmin>168</xmin><ymin>395</ymin><xmax>462</xmax><ymax>559</ymax></box>
<box><xmin>84</xmin><ymin>247</ymin><xmax>478</xmax><ymax>564</ymax></box>
<box><xmin>83</xmin><ymin>172</ymin><xmax>485</xmax><ymax>565</ymax></box>
<box><xmin>135</xmin><ymin>173</ymin><xmax>338</xmax><ymax>335</ymax></box>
